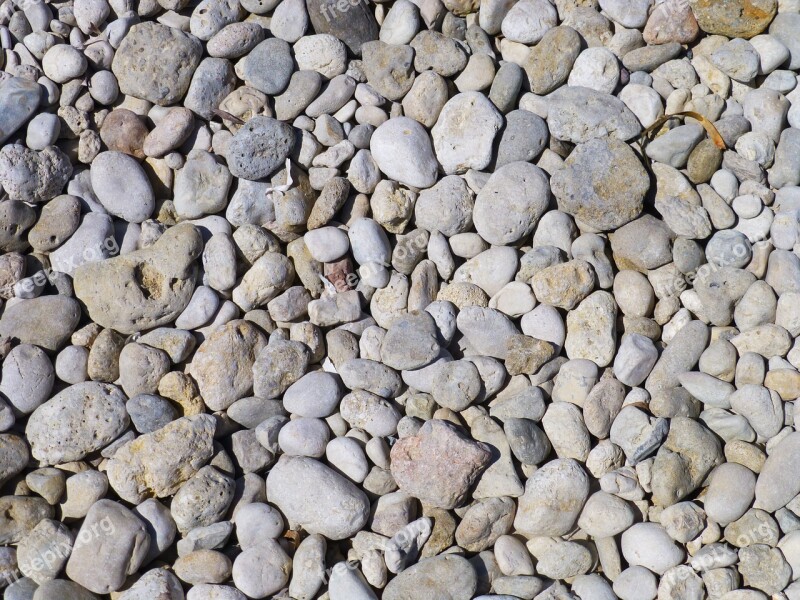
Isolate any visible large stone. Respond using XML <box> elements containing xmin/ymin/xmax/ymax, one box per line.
<box><xmin>547</xmin><ymin>86</ymin><xmax>642</xmax><ymax>144</ymax></box>
<box><xmin>106</xmin><ymin>414</ymin><xmax>216</xmax><ymax>503</ymax></box>
<box><xmin>306</xmin><ymin>0</ymin><xmax>379</xmax><ymax>55</ymax></box>
<box><xmin>190</xmin><ymin>320</ymin><xmax>267</xmax><ymax>411</ymax></box>
<box><xmin>472</xmin><ymin>162</ymin><xmax>550</xmax><ymax>246</ymax></box>
<box><xmin>383</xmin><ymin>555</ymin><xmax>477</xmax><ymax>600</ymax></box>
<box><xmin>551</xmin><ymin>137</ymin><xmax>648</xmax><ymax>231</ymax></box>
<box><xmin>25</xmin><ymin>382</ymin><xmax>129</xmax><ymax>466</ymax></box>
<box><xmin>266</xmin><ymin>455</ymin><xmax>370</xmax><ymax>540</ymax></box>
<box><xmin>690</xmin><ymin>0</ymin><xmax>776</xmax><ymax>39</ymax></box>
<box><xmin>73</xmin><ymin>223</ymin><xmax>202</xmax><ymax>334</ymax></box>
<box><xmin>390</xmin><ymin>420</ymin><xmax>492</xmax><ymax>509</ymax></box>
<box><xmin>112</xmin><ymin>22</ymin><xmax>203</xmax><ymax>105</ymax></box>
<box><xmin>0</xmin><ymin>77</ymin><xmax>41</xmax><ymax>144</ymax></box>
<box><xmin>65</xmin><ymin>500</ymin><xmax>150</xmax><ymax>594</ymax></box>
<box><xmin>0</xmin><ymin>295</ymin><xmax>80</xmax><ymax>351</ymax></box>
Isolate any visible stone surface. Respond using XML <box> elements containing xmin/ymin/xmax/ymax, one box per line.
<box><xmin>266</xmin><ymin>455</ymin><xmax>370</xmax><ymax>540</ymax></box>
<box><xmin>112</xmin><ymin>22</ymin><xmax>203</xmax><ymax>105</ymax></box>
<box><xmin>106</xmin><ymin>415</ymin><xmax>216</xmax><ymax>503</ymax></box>
<box><xmin>390</xmin><ymin>420</ymin><xmax>492</xmax><ymax>509</ymax></box>
<box><xmin>551</xmin><ymin>137</ymin><xmax>648</xmax><ymax>231</ymax></box>
<box><xmin>74</xmin><ymin>224</ymin><xmax>202</xmax><ymax>334</ymax></box>
<box><xmin>26</xmin><ymin>382</ymin><xmax>128</xmax><ymax>466</ymax></box>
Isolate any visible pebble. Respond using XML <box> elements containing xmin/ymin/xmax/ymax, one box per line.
<box><xmin>226</xmin><ymin>116</ymin><xmax>295</xmax><ymax>181</ymax></box>
<box><xmin>473</xmin><ymin>162</ymin><xmax>549</xmax><ymax>245</ymax></box>
<box><xmin>0</xmin><ymin>77</ymin><xmax>41</xmax><ymax>145</ymax></box>
<box><xmin>231</xmin><ymin>541</ymin><xmax>291</xmax><ymax>598</ymax></box>
<box><xmin>106</xmin><ymin>414</ymin><xmax>216</xmax><ymax>504</ymax></box>
<box><xmin>0</xmin><ymin>144</ymin><xmax>72</xmax><ymax>203</ymax></box>
<box><xmin>524</xmin><ymin>25</ymin><xmax>581</xmax><ymax>94</ymax></box>
<box><xmin>621</xmin><ymin>523</ymin><xmax>685</xmax><ymax>575</ymax></box>
<box><xmin>90</xmin><ymin>151</ymin><xmax>155</xmax><ymax>223</ymax></box>
<box><xmin>383</xmin><ymin>555</ymin><xmax>477</xmax><ymax>600</ymax></box>
<box><xmin>236</xmin><ymin>38</ymin><xmax>293</xmax><ymax>95</ymax></box>
<box><xmin>432</xmin><ymin>92</ymin><xmax>502</xmax><ymax>174</ymax></box>
<box><xmin>112</xmin><ymin>22</ymin><xmax>202</xmax><ymax>105</ymax></box>
<box><xmin>547</xmin><ymin>85</ymin><xmax>642</xmax><ymax>144</ymax></box>
<box><xmin>74</xmin><ymin>223</ymin><xmax>202</xmax><ymax>334</ymax></box>
<box><xmin>266</xmin><ymin>455</ymin><xmax>370</xmax><ymax>540</ymax></box>
<box><xmin>515</xmin><ymin>458</ymin><xmax>589</xmax><ymax>536</ymax></box>
<box><xmin>0</xmin><ymin>0</ymin><xmax>798</xmax><ymax>597</ymax></box>
<box><xmin>552</xmin><ymin>137</ymin><xmax>647</xmax><ymax>231</ymax></box>
<box><xmin>65</xmin><ymin>500</ymin><xmax>150</xmax><ymax>594</ymax></box>
<box><xmin>26</xmin><ymin>382</ymin><xmax>127</xmax><ymax>465</ymax></box>
<box><xmin>370</xmin><ymin>117</ymin><xmax>438</xmax><ymax>189</ymax></box>
<box><xmin>390</xmin><ymin>419</ymin><xmax>491</xmax><ymax>509</ymax></box>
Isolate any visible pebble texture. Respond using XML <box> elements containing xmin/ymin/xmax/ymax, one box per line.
<box><xmin>0</xmin><ymin>0</ymin><xmax>800</xmax><ymax>598</ymax></box>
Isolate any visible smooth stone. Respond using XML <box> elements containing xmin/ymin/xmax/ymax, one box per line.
<box><xmin>473</xmin><ymin>162</ymin><xmax>549</xmax><ymax>245</ymax></box>
<box><xmin>514</xmin><ymin>458</ymin><xmax>590</xmax><ymax>536</ymax></box>
<box><xmin>65</xmin><ymin>500</ymin><xmax>150</xmax><ymax>594</ymax></box>
<box><xmin>0</xmin><ymin>77</ymin><xmax>41</xmax><ymax>144</ymax></box>
<box><xmin>370</xmin><ymin>117</ymin><xmax>438</xmax><ymax>189</ymax></box>
<box><xmin>382</xmin><ymin>555</ymin><xmax>477</xmax><ymax>600</ymax></box>
<box><xmin>431</xmin><ymin>91</ymin><xmax>503</xmax><ymax>174</ymax></box>
<box><xmin>266</xmin><ymin>455</ymin><xmax>370</xmax><ymax>540</ymax></box>
<box><xmin>90</xmin><ymin>151</ymin><xmax>155</xmax><ymax>223</ymax></box>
